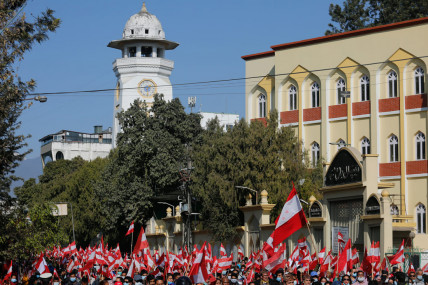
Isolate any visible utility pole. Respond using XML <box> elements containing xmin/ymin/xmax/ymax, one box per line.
<box><xmin>180</xmin><ymin>143</ymin><xmax>193</xmax><ymax>250</ymax></box>
<box><xmin>188</xmin><ymin>96</ymin><xmax>196</xmax><ymax>113</ymax></box>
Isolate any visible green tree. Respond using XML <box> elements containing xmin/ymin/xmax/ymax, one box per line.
<box><xmin>0</xmin><ymin>0</ymin><xmax>60</xmax><ymax>198</ymax></box>
<box><xmin>95</xmin><ymin>95</ymin><xmax>203</xmax><ymax>245</ymax></box>
<box><xmin>191</xmin><ymin>110</ymin><xmax>322</xmax><ymax>242</ymax></box>
<box><xmin>0</xmin><ymin>202</ymin><xmax>67</xmax><ymax>261</ymax></box>
<box><xmin>15</xmin><ymin>157</ymin><xmax>108</xmax><ymax>245</ymax></box>
<box><xmin>326</xmin><ymin>0</ymin><xmax>428</xmax><ymax>35</ymax></box>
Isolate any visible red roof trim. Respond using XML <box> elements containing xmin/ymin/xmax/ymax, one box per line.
<box><xmin>271</xmin><ymin>17</ymin><xmax>428</xmax><ymax>51</ymax></box>
<box><xmin>241</xmin><ymin>50</ymin><xmax>275</xmax><ymax>61</ymax></box>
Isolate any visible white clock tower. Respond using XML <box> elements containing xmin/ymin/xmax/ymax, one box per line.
<box><xmin>108</xmin><ymin>2</ymin><xmax>179</xmax><ymax>146</ymax></box>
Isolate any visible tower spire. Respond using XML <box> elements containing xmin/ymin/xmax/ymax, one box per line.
<box><xmin>140</xmin><ymin>2</ymin><xmax>148</xmax><ymax>13</ymax></box>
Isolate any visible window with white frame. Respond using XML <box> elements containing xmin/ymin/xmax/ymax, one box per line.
<box><xmin>338</xmin><ymin>139</ymin><xmax>346</xmax><ymax>149</ymax></box>
<box><xmin>311</xmin><ymin>82</ymin><xmax>320</xmax><ymax>108</ymax></box>
<box><xmin>361</xmin><ymin>75</ymin><xmax>370</xmax><ymax>101</ymax></box>
<box><xmin>388</xmin><ymin>71</ymin><xmax>398</xmax><ymax>98</ymax></box>
<box><xmin>311</xmin><ymin>142</ymin><xmax>320</xmax><ymax>167</ymax></box>
<box><xmin>416</xmin><ymin>204</ymin><xmax>426</xmax><ymax>234</ymax></box>
<box><xmin>258</xmin><ymin>94</ymin><xmax>266</xmax><ymax>118</ymax></box>
<box><xmin>416</xmin><ymin>132</ymin><xmax>426</xmax><ymax>160</ymax></box>
<box><xmin>415</xmin><ymin>67</ymin><xmax>425</xmax><ymax>95</ymax></box>
<box><xmin>337</xmin><ymin>78</ymin><xmax>346</xmax><ymax>104</ymax></box>
<box><xmin>361</xmin><ymin>137</ymin><xmax>371</xmax><ymax>155</ymax></box>
<box><xmin>389</xmin><ymin>135</ymin><xmax>399</xmax><ymax>162</ymax></box>
<box><xmin>289</xmin><ymin>85</ymin><xmax>297</xmax><ymax>110</ymax></box>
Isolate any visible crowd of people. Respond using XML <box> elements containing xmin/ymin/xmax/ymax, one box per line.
<box><xmin>2</xmin><ymin>257</ymin><xmax>428</xmax><ymax>285</ymax></box>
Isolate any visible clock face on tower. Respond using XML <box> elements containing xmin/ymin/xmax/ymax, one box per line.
<box><xmin>138</xmin><ymin>79</ymin><xmax>157</xmax><ymax>98</ymax></box>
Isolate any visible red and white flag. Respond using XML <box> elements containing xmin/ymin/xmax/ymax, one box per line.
<box><xmin>369</xmin><ymin>241</ymin><xmax>380</xmax><ymax>264</ymax></box>
<box><xmin>263</xmin><ymin>243</ymin><xmax>286</xmax><ymax>273</ymax></box>
<box><xmin>2</xmin><ymin>261</ymin><xmax>12</xmax><ymax>282</ymax></box>
<box><xmin>219</xmin><ymin>243</ymin><xmax>227</xmax><ymax>257</ymax></box>
<box><xmin>272</xmin><ymin>184</ymin><xmax>307</xmax><ymax>247</ymax></box>
<box><xmin>388</xmin><ymin>239</ymin><xmax>404</xmax><ymax>265</ymax></box>
<box><xmin>189</xmin><ymin>243</ymin><xmax>209</xmax><ymax>283</ymax></box>
<box><xmin>422</xmin><ymin>262</ymin><xmax>428</xmax><ymax>274</ymax></box>
<box><xmin>407</xmin><ymin>263</ymin><xmax>415</xmax><ymax>275</ymax></box>
<box><xmin>133</xmin><ymin>226</ymin><xmax>149</xmax><ymax>255</ymax></box>
<box><xmin>238</xmin><ymin>245</ymin><xmax>244</xmax><ymax>260</ymax></box>
<box><xmin>262</xmin><ymin>234</ymin><xmax>274</xmax><ymax>257</ymax></box>
<box><xmin>338</xmin><ymin>232</ymin><xmax>345</xmax><ymax>253</ymax></box>
<box><xmin>126</xmin><ymin>221</ymin><xmax>135</xmax><ymax>236</ymax></box>
<box><xmin>336</xmin><ymin>239</ymin><xmax>352</xmax><ymax>274</ymax></box>
<box><xmin>35</xmin><ymin>254</ymin><xmax>50</xmax><ymax>274</ymax></box>
<box><xmin>318</xmin><ymin>247</ymin><xmax>326</xmax><ymax>264</ymax></box>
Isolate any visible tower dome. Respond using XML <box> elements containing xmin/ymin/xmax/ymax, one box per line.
<box><xmin>123</xmin><ymin>3</ymin><xmax>166</xmax><ymax>40</ymax></box>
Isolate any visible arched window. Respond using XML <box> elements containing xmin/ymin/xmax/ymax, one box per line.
<box><xmin>311</xmin><ymin>142</ymin><xmax>320</xmax><ymax>167</ymax></box>
<box><xmin>258</xmin><ymin>94</ymin><xmax>266</xmax><ymax>118</ymax></box>
<box><xmin>361</xmin><ymin>75</ymin><xmax>370</xmax><ymax>101</ymax></box>
<box><xmin>389</xmin><ymin>135</ymin><xmax>399</xmax><ymax>162</ymax></box>
<box><xmin>289</xmin><ymin>85</ymin><xmax>297</xmax><ymax>110</ymax></box>
<box><xmin>416</xmin><ymin>132</ymin><xmax>426</xmax><ymax>160</ymax></box>
<box><xmin>416</xmin><ymin>204</ymin><xmax>426</xmax><ymax>234</ymax></box>
<box><xmin>415</xmin><ymin>67</ymin><xmax>425</xmax><ymax>95</ymax></box>
<box><xmin>388</xmin><ymin>71</ymin><xmax>398</xmax><ymax>98</ymax></box>
<box><xmin>390</xmin><ymin>204</ymin><xmax>399</xmax><ymax>215</ymax></box>
<box><xmin>361</xmin><ymin>137</ymin><xmax>371</xmax><ymax>155</ymax></box>
<box><xmin>311</xmin><ymin>82</ymin><xmax>320</xmax><ymax>108</ymax></box>
<box><xmin>337</xmin><ymin>78</ymin><xmax>346</xmax><ymax>104</ymax></box>
<box><xmin>338</xmin><ymin>139</ymin><xmax>346</xmax><ymax>149</ymax></box>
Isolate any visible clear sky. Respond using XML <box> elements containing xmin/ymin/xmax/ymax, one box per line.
<box><xmin>19</xmin><ymin>0</ymin><xmax>342</xmax><ymax>159</ymax></box>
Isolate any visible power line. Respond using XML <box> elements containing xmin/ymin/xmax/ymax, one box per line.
<box><xmin>27</xmin><ymin>55</ymin><xmax>428</xmax><ymax>97</ymax></box>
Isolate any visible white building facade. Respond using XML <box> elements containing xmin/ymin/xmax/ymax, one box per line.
<box><xmin>39</xmin><ymin>126</ymin><xmax>112</xmax><ymax>168</ymax></box>
<box><xmin>108</xmin><ymin>3</ymin><xmax>179</xmax><ymax>146</ymax></box>
<box><xmin>198</xmin><ymin>112</ymin><xmax>240</xmax><ymax>131</ymax></box>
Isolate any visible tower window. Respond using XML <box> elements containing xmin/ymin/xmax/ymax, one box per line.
<box><xmin>131</xmin><ymin>29</ymin><xmax>134</xmax><ymax>35</ymax></box>
<box><xmin>145</xmin><ymin>29</ymin><xmax>149</xmax><ymax>34</ymax></box>
<box><xmin>388</xmin><ymin>71</ymin><xmax>398</xmax><ymax>98</ymax></box>
<box><xmin>141</xmin><ymin>46</ymin><xmax>153</xmax><ymax>57</ymax></box>
<box><xmin>337</xmin><ymin>78</ymin><xmax>346</xmax><ymax>104</ymax></box>
<box><xmin>361</xmin><ymin>75</ymin><xmax>370</xmax><ymax>101</ymax></box>
<box><xmin>415</xmin><ymin>67</ymin><xmax>425</xmax><ymax>95</ymax></box>
<box><xmin>389</xmin><ymin>135</ymin><xmax>399</xmax><ymax>162</ymax></box>
<box><xmin>129</xmin><ymin>47</ymin><xmax>136</xmax><ymax>57</ymax></box>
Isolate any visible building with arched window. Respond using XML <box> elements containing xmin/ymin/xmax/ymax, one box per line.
<box><xmin>243</xmin><ymin>17</ymin><xmax>428</xmax><ymax>254</ymax></box>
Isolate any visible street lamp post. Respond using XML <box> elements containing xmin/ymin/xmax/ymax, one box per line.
<box><xmin>157</xmin><ymin>202</ymin><xmax>175</xmax><ymax>216</ymax></box>
<box><xmin>57</xmin><ymin>202</ymin><xmax>76</xmax><ymax>242</ymax></box>
<box><xmin>235</xmin><ymin>186</ymin><xmax>258</xmax><ymax>204</ymax></box>
<box><xmin>23</xmin><ymin>96</ymin><xmax>48</xmax><ymax>102</ymax></box>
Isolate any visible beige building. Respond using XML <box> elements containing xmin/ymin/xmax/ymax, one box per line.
<box><xmin>242</xmin><ymin>18</ymin><xmax>428</xmax><ymax>259</ymax></box>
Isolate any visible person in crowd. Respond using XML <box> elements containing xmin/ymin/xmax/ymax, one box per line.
<box><xmin>64</xmin><ymin>271</ymin><xmax>80</xmax><ymax>285</ymax></box>
<box><xmin>342</xmin><ymin>275</ymin><xmax>352</xmax><ymax>285</ymax></box>
<box><xmin>154</xmin><ymin>277</ymin><xmax>164</xmax><ymax>285</ymax></box>
<box><xmin>222</xmin><ymin>277</ymin><xmax>231</xmax><ymax>285</ymax></box>
<box><xmin>123</xmin><ymin>276</ymin><xmax>133</xmax><ymax>285</ymax></box>
<box><xmin>166</xmin><ymin>274</ymin><xmax>174</xmax><ymax>285</ymax></box>
<box><xmin>413</xmin><ymin>269</ymin><xmax>424</xmax><ymax>285</ymax></box>
<box><xmin>355</xmin><ymin>271</ymin><xmax>368</xmax><ymax>285</ymax></box>
<box><xmin>320</xmin><ymin>277</ymin><xmax>328</xmax><ymax>285</ymax></box>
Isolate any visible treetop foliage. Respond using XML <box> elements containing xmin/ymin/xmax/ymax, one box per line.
<box><xmin>326</xmin><ymin>0</ymin><xmax>428</xmax><ymax>35</ymax></box>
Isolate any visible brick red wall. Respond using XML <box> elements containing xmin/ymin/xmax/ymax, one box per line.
<box><xmin>303</xmin><ymin>107</ymin><xmax>321</xmax><ymax>122</ymax></box>
<box><xmin>379</xmin><ymin>162</ymin><xmax>401</xmax><ymax>177</ymax></box>
<box><xmin>352</xmin><ymin>101</ymin><xmax>370</xmax><ymax>116</ymax></box>
<box><xmin>406</xmin><ymin>160</ymin><xmax>428</xmax><ymax>175</ymax></box>
<box><xmin>280</xmin><ymin>110</ymin><xmax>298</xmax><ymax>124</ymax></box>
<box><xmin>250</xmin><ymin>118</ymin><xmax>267</xmax><ymax>126</ymax></box>
<box><xmin>328</xmin><ymin>104</ymin><xmax>347</xmax><ymax>119</ymax></box>
<box><xmin>405</xmin><ymin>94</ymin><xmax>427</xmax><ymax>110</ymax></box>
<box><xmin>379</xmin><ymin>97</ymin><xmax>400</xmax><ymax>113</ymax></box>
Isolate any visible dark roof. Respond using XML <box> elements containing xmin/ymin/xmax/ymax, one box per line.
<box><xmin>242</xmin><ymin>16</ymin><xmax>428</xmax><ymax>61</ymax></box>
